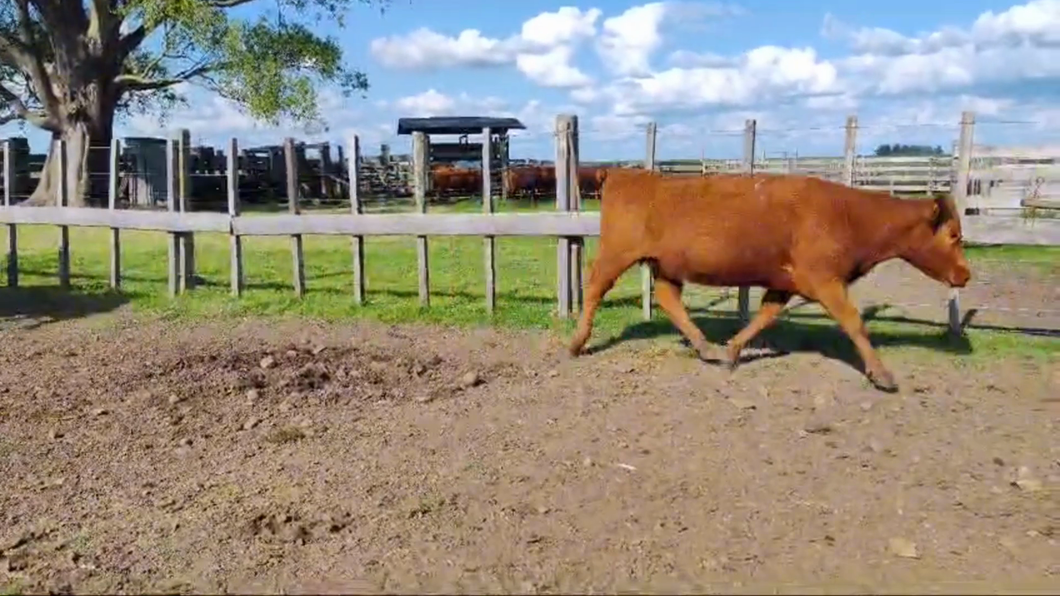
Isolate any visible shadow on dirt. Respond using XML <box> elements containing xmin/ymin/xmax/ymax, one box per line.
<box><xmin>0</xmin><ymin>286</ymin><xmax>128</xmax><ymax>330</ymax></box>
<box><xmin>588</xmin><ymin>302</ymin><xmax>975</xmax><ymax>377</ymax></box>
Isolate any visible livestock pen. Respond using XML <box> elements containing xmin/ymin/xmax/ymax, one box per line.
<box><xmin>1</xmin><ymin>112</ymin><xmax>1059</xmax><ymax>595</ymax></box>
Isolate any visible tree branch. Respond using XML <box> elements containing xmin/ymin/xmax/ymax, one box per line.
<box><xmin>12</xmin><ymin>0</ymin><xmax>61</xmax><ymax>122</ymax></box>
<box><xmin>0</xmin><ymin>80</ymin><xmax>56</xmax><ymax>130</ymax></box>
<box><xmin>115</xmin><ymin>64</ymin><xmax>213</xmax><ymax>92</ymax></box>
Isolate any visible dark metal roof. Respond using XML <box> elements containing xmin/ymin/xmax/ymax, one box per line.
<box><xmin>397</xmin><ymin>116</ymin><xmax>526</xmax><ymax>135</ymax></box>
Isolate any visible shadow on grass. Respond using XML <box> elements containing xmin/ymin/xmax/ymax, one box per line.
<box><xmin>0</xmin><ymin>286</ymin><xmax>129</xmax><ymax>330</ymax></box>
<box><xmin>589</xmin><ymin>303</ymin><xmax>975</xmax><ymax>378</ymax></box>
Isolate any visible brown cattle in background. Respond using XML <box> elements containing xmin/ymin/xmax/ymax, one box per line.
<box><xmin>568</xmin><ymin>169</ymin><xmax>971</xmax><ymax>392</ymax></box>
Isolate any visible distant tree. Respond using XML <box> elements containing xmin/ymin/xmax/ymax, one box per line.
<box><xmin>0</xmin><ymin>0</ymin><xmax>383</xmax><ymax>207</ymax></box>
<box><xmin>873</xmin><ymin>143</ymin><xmax>947</xmax><ymax>157</ymax></box>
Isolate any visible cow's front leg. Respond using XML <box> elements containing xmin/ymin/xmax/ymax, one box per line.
<box><xmin>813</xmin><ymin>281</ymin><xmax>897</xmax><ymax>392</ymax></box>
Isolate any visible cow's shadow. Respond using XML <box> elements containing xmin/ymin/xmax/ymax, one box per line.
<box><xmin>586</xmin><ymin>303</ymin><xmax>974</xmax><ymax>376</ymax></box>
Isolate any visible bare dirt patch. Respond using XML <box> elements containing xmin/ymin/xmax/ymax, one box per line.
<box><xmin>1</xmin><ymin>312</ymin><xmax>1058</xmax><ymax>594</ymax></box>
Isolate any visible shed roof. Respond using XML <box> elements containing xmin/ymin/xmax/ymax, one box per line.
<box><xmin>397</xmin><ymin>116</ymin><xmax>526</xmax><ymax>136</ymax></box>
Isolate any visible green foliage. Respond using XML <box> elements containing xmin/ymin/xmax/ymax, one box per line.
<box><xmin>0</xmin><ymin>0</ymin><xmax>383</xmax><ymax>131</ymax></box>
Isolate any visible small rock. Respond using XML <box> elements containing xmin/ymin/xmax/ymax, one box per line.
<box><xmin>859</xmin><ymin>401</ymin><xmax>874</xmax><ymax>412</ymax></box>
<box><xmin>888</xmin><ymin>537</ymin><xmax>919</xmax><ymax>559</ymax></box>
<box><xmin>48</xmin><ymin>428</ymin><xmax>63</xmax><ymax>440</ymax></box>
<box><xmin>867</xmin><ymin>438</ymin><xmax>886</xmax><ymax>454</ymax></box>
<box><xmin>246</xmin><ymin>389</ymin><xmax>260</xmax><ymax>403</ymax></box>
<box><xmin>992</xmin><ymin>456</ymin><xmax>1005</xmax><ymax>467</ymax></box>
<box><xmin>285</xmin><ymin>349</ymin><xmax>298</xmax><ymax>359</ymax></box>
<box><xmin>804</xmin><ymin>420</ymin><xmax>832</xmax><ymax>435</ymax></box>
<box><xmin>1013</xmin><ymin>466</ymin><xmax>1043</xmax><ymax>492</ymax></box>
<box><xmin>460</xmin><ymin>371</ymin><xmax>482</xmax><ymax>388</ymax></box>
<box><xmin>536</xmin><ymin>506</ymin><xmax>551</xmax><ymax>515</ymax></box>
<box><xmin>242</xmin><ymin>418</ymin><xmax>261</xmax><ymax>431</ymax></box>
<box><xmin>167</xmin><ymin>394</ymin><xmax>184</xmax><ymax>405</ymax></box>
<box><xmin>178</xmin><ymin>437</ymin><xmax>192</xmax><ymax>447</ymax></box>
<box><xmin>547</xmin><ymin>369</ymin><xmax>559</xmax><ymax>378</ymax></box>
<box><xmin>278</xmin><ymin>401</ymin><xmax>293</xmax><ymax>413</ymax></box>
<box><xmin>582</xmin><ymin>457</ymin><xmax>594</xmax><ymax>468</ymax></box>
<box><xmin>311</xmin><ymin>345</ymin><xmax>326</xmax><ymax>355</ymax></box>
<box><xmin>813</xmin><ymin>394</ymin><xmax>834</xmax><ymax>409</ymax></box>
<box><xmin>415</xmin><ymin>393</ymin><xmax>435</xmax><ymax>404</ymax></box>
<box><xmin>729</xmin><ymin>398</ymin><xmax>756</xmax><ymax>410</ymax></box>
<box><xmin>92</xmin><ymin>408</ymin><xmax>109</xmax><ymax>417</ymax></box>
<box><xmin>260</xmin><ymin>355</ymin><xmax>276</xmax><ymax>369</ymax></box>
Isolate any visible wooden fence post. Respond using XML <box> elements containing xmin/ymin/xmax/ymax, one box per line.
<box><xmin>842</xmin><ymin>115</ymin><xmax>857</xmax><ymax>187</ymax></box>
<box><xmin>737</xmin><ymin>119</ymin><xmax>756</xmax><ymax>322</ymax></box>
<box><xmin>284</xmin><ymin>137</ymin><xmax>306</xmax><ymax>297</ymax></box>
<box><xmin>412</xmin><ymin>131</ymin><xmax>430</xmax><ymax>307</ymax></box>
<box><xmin>3</xmin><ymin>140</ymin><xmax>17</xmax><ymax>288</ymax></box>
<box><xmin>349</xmin><ymin>135</ymin><xmax>366</xmax><ymax>305</ymax></box>
<box><xmin>482</xmin><ymin>126</ymin><xmax>497</xmax><ymax>314</ymax></box>
<box><xmin>555</xmin><ymin>115</ymin><xmax>574</xmax><ymax>319</ymax></box>
<box><xmin>166</xmin><ymin>138</ymin><xmax>180</xmax><ymax>297</ymax></box>
<box><xmin>108</xmin><ymin>137</ymin><xmax>121</xmax><ymax>289</ymax></box>
<box><xmin>642</xmin><ymin>122</ymin><xmax>657</xmax><ymax>321</ymax></box>
<box><xmin>954</xmin><ymin>111</ymin><xmax>975</xmax><ymax>216</ymax></box>
<box><xmin>569</xmin><ymin>115</ymin><xmax>583</xmax><ymax>314</ymax></box>
<box><xmin>227</xmin><ymin>138</ymin><xmax>243</xmax><ymax>296</ymax></box>
<box><xmin>177</xmin><ymin>129</ymin><xmax>195</xmax><ymax>291</ymax></box>
<box><xmin>56</xmin><ymin>139</ymin><xmax>70</xmax><ymax>290</ymax></box>
<box><xmin>949</xmin><ymin>111</ymin><xmax>975</xmax><ymax>335</ymax></box>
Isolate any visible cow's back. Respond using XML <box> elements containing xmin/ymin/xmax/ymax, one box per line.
<box><xmin>599</xmin><ymin>170</ymin><xmax>836</xmax><ymax>287</ymax></box>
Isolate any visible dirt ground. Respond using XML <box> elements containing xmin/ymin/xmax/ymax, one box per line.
<box><xmin>1</xmin><ymin>258</ymin><xmax>1058</xmax><ymax>595</ymax></box>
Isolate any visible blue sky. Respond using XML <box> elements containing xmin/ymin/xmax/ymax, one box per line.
<box><xmin>6</xmin><ymin>0</ymin><xmax>1060</xmax><ymax>161</ymax></box>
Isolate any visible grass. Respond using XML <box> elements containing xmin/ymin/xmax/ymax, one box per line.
<box><xmin>1</xmin><ymin>197</ymin><xmax>1057</xmax><ymax>364</ymax></box>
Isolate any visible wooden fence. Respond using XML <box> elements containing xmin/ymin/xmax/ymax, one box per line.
<box><xmin>1</xmin><ymin>112</ymin><xmax>1059</xmax><ymax>334</ymax></box>
<box><xmin>658</xmin><ymin>113</ymin><xmax>1060</xmax><ymax>212</ymax></box>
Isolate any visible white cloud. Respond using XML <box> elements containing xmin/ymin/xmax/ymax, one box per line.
<box><xmin>595</xmin><ymin>2</ymin><xmax>670</xmax><ymax>77</ymax></box>
<box><xmin>826</xmin><ymin>0</ymin><xmax>1060</xmax><ymax>95</ymax></box>
<box><xmin>516</xmin><ymin>46</ymin><xmax>593</xmax><ymax>88</ymax></box>
<box><xmin>602</xmin><ymin>45</ymin><xmax>840</xmax><ymax>115</ymax></box>
<box><xmin>369</xmin><ymin>7</ymin><xmax>600</xmax><ymax>88</ymax></box>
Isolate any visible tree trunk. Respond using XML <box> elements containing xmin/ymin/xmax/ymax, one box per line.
<box><xmin>24</xmin><ymin>102</ymin><xmax>116</xmax><ymax>208</ymax></box>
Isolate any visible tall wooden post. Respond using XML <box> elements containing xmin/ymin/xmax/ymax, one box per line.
<box><xmin>482</xmin><ymin>127</ymin><xmax>497</xmax><ymax>314</ymax></box>
<box><xmin>412</xmin><ymin>131</ymin><xmax>430</xmax><ymax>307</ymax></box>
<box><xmin>227</xmin><ymin>139</ymin><xmax>243</xmax><ymax>296</ymax></box>
<box><xmin>642</xmin><ymin>122</ymin><xmax>657</xmax><ymax>321</ymax></box>
<box><xmin>349</xmin><ymin>135</ymin><xmax>366</xmax><ymax>305</ymax></box>
<box><xmin>842</xmin><ymin>115</ymin><xmax>858</xmax><ymax>187</ymax></box>
<box><xmin>4</xmin><ymin>140</ymin><xmax>17</xmax><ymax>287</ymax></box>
<box><xmin>555</xmin><ymin>115</ymin><xmax>574</xmax><ymax>319</ymax></box>
<box><xmin>949</xmin><ymin>111</ymin><xmax>975</xmax><ymax>335</ymax></box>
<box><xmin>284</xmin><ymin>137</ymin><xmax>305</xmax><ymax>297</ymax></box>
<box><xmin>737</xmin><ymin>119</ymin><xmax>756</xmax><ymax>322</ymax></box>
<box><xmin>108</xmin><ymin>138</ymin><xmax>121</xmax><ymax>288</ymax></box>
<box><xmin>56</xmin><ymin>139</ymin><xmax>70</xmax><ymax>290</ymax></box>
<box><xmin>177</xmin><ymin>129</ymin><xmax>195</xmax><ymax>291</ymax></box>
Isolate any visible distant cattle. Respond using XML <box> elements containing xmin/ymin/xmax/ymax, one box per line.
<box><xmin>568</xmin><ymin>170</ymin><xmax>971</xmax><ymax>392</ymax></box>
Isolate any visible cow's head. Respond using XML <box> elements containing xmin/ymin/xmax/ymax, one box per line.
<box><xmin>899</xmin><ymin>195</ymin><xmax>971</xmax><ymax>288</ymax></box>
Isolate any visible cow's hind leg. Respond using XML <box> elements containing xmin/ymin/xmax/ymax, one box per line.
<box><xmin>725</xmin><ymin>289</ymin><xmax>793</xmax><ymax>370</ymax></box>
<box><xmin>568</xmin><ymin>252</ymin><xmax>638</xmax><ymax>356</ymax></box>
<box><xmin>652</xmin><ymin>276</ymin><xmax>715</xmax><ymax>361</ymax></box>
<box><xmin>813</xmin><ymin>281</ymin><xmax>897</xmax><ymax>392</ymax></box>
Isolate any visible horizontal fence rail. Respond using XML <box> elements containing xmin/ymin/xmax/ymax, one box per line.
<box><xmin>3</xmin><ymin>207</ymin><xmax>1059</xmax><ymax>244</ymax></box>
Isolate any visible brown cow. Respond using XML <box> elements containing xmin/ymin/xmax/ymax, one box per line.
<box><xmin>568</xmin><ymin>170</ymin><xmax>971</xmax><ymax>392</ymax></box>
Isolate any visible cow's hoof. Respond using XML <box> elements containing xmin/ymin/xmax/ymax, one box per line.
<box><xmin>868</xmin><ymin>370</ymin><xmax>898</xmax><ymax>393</ymax></box>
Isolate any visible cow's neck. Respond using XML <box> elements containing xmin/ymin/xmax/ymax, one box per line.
<box><xmin>848</xmin><ymin>192</ymin><xmax>935</xmax><ymax>275</ymax></box>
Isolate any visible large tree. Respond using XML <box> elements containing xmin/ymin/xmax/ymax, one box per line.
<box><xmin>0</xmin><ymin>0</ymin><xmax>378</xmax><ymax>206</ymax></box>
